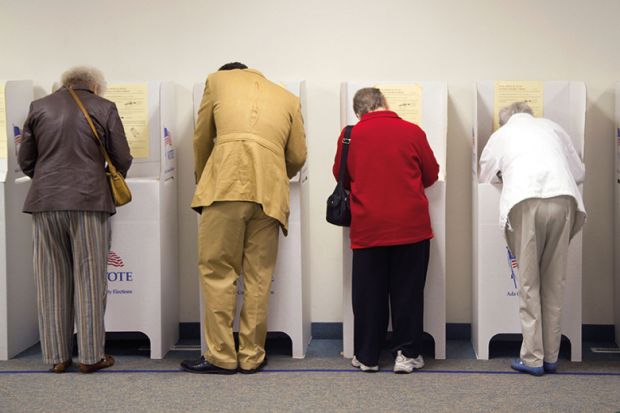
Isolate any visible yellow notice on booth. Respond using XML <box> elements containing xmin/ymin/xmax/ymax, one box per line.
<box><xmin>0</xmin><ymin>84</ymin><xmax>7</xmax><ymax>159</ymax></box>
<box><xmin>494</xmin><ymin>81</ymin><xmax>544</xmax><ymax>131</ymax></box>
<box><xmin>375</xmin><ymin>84</ymin><xmax>423</xmax><ymax>126</ymax></box>
<box><xmin>104</xmin><ymin>83</ymin><xmax>150</xmax><ymax>159</ymax></box>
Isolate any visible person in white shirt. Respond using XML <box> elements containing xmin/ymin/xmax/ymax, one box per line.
<box><xmin>479</xmin><ymin>102</ymin><xmax>586</xmax><ymax>376</ymax></box>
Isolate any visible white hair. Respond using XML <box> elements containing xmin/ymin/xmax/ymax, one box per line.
<box><xmin>499</xmin><ymin>101</ymin><xmax>534</xmax><ymax>126</ymax></box>
<box><xmin>61</xmin><ymin>66</ymin><xmax>107</xmax><ymax>95</ymax></box>
<box><xmin>353</xmin><ymin>87</ymin><xmax>388</xmax><ymax>118</ymax></box>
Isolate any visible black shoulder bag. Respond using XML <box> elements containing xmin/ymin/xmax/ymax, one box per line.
<box><xmin>326</xmin><ymin>125</ymin><xmax>353</xmax><ymax>226</ymax></box>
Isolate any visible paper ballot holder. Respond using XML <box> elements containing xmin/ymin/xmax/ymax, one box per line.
<box><xmin>0</xmin><ymin>81</ymin><xmax>36</xmax><ymax>360</ymax></box>
<box><xmin>339</xmin><ymin>82</ymin><xmax>447</xmax><ymax>360</ymax></box>
<box><xmin>102</xmin><ymin>82</ymin><xmax>178</xmax><ymax>359</ymax></box>
<box><xmin>472</xmin><ymin>81</ymin><xmax>585</xmax><ymax>361</ymax></box>
<box><xmin>192</xmin><ymin>81</ymin><xmax>311</xmax><ymax>358</ymax></box>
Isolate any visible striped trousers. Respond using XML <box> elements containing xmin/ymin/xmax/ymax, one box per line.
<box><xmin>32</xmin><ymin>211</ymin><xmax>110</xmax><ymax>365</ymax></box>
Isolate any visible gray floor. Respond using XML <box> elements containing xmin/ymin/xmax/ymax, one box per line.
<box><xmin>1</xmin><ymin>337</ymin><xmax>619</xmax><ymax>413</ymax></box>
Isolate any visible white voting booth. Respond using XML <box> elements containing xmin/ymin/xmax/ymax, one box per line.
<box><xmin>192</xmin><ymin>81</ymin><xmax>311</xmax><ymax>358</ymax></box>
<box><xmin>340</xmin><ymin>82</ymin><xmax>447</xmax><ymax>360</ymax></box>
<box><xmin>102</xmin><ymin>82</ymin><xmax>178</xmax><ymax>359</ymax></box>
<box><xmin>615</xmin><ymin>83</ymin><xmax>620</xmax><ymax>348</ymax></box>
<box><xmin>0</xmin><ymin>81</ymin><xmax>36</xmax><ymax>360</ymax></box>
<box><xmin>472</xmin><ymin>81</ymin><xmax>585</xmax><ymax>360</ymax></box>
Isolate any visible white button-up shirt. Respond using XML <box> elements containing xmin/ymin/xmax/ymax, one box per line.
<box><xmin>479</xmin><ymin>113</ymin><xmax>586</xmax><ymax>238</ymax></box>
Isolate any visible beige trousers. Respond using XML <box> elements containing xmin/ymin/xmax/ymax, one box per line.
<box><xmin>505</xmin><ymin>196</ymin><xmax>576</xmax><ymax>367</ymax></box>
<box><xmin>198</xmin><ymin>201</ymin><xmax>279</xmax><ymax>370</ymax></box>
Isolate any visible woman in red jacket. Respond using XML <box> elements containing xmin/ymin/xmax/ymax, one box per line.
<box><xmin>333</xmin><ymin>88</ymin><xmax>439</xmax><ymax>373</ymax></box>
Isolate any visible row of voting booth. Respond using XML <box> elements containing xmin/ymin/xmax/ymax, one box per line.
<box><xmin>0</xmin><ymin>79</ymin><xmax>617</xmax><ymax>361</ymax></box>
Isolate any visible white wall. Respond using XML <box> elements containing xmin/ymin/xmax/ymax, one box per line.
<box><xmin>1</xmin><ymin>0</ymin><xmax>617</xmax><ymax>324</ymax></box>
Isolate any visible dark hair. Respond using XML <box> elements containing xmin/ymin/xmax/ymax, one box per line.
<box><xmin>218</xmin><ymin>62</ymin><xmax>248</xmax><ymax>71</ymax></box>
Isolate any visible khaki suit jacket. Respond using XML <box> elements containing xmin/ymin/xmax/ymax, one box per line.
<box><xmin>191</xmin><ymin>69</ymin><xmax>307</xmax><ymax>233</ymax></box>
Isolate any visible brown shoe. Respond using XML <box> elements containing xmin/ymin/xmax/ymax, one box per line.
<box><xmin>79</xmin><ymin>355</ymin><xmax>115</xmax><ymax>374</ymax></box>
<box><xmin>50</xmin><ymin>359</ymin><xmax>72</xmax><ymax>373</ymax></box>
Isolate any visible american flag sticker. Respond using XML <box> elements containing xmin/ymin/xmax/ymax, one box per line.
<box><xmin>13</xmin><ymin>125</ymin><xmax>22</xmax><ymax>158</ymax></box>
<box><xmin>13</xmin><ymin>126</ymin><xmax>21</xmax><ymax>143</ymax></box>
<box><xmin>107</xmin><ymin>251</ymin><xmax>125</xmax><ymax>268</ymax></box>
<box><xmin>506</xmin><ymin>247</ymin><xmax>518</xmax><ymax>289</ymax></box>
<box><xmin>163</xmin><ymin>127</ymin><xmax>172</xmax><ymax>146</ymax></box>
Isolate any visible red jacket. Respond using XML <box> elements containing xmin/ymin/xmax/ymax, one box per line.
<box><xmin>333</xmin><ymin>111</ymin><xmax>439</xmax><ymax>249</ymax></box>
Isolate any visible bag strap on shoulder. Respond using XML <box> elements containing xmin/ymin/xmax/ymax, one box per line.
<box><xmin>67</xmin><ymin>87</ymin><xmax>119</xmax><ymax>174</ymax></box>
<box><xmin>337</xmin><ymin>125</ymin><xmax>353</xmax><ymax>184</ymax></box>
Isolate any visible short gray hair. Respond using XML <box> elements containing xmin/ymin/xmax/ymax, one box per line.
<box><xmin>498</xmin><ymin>101</ymin><xmax>534</xmax><ymax>126</ymax></box>
<box><xmin>61</xmin><ymin>66</ymin><xmax>106</xmax><ymax>95</ymax></box>
<box><xmin>353</xmin><ymin>87</ymin><xmax>387</xmax><ymax>118</ymax></box>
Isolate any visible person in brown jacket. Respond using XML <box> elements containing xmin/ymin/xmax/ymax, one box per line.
<box><xmin>182</xmin><ymin>62</ymin><xmax>307</xmax><ymax>374</ymax></box>
<box><xmin>18</xmin><ymin>66</ymin><xmax>132</xmax><ymax>373</ymax></box>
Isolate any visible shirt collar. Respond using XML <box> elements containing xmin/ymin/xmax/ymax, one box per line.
<box><xmin>244</xmin><ymin>68</ymin><xmax>266</xmax><ymax>78</ymax></box>
<box><xmin>508</xmin><ymin>113</ymin><xmax>534</xmax><ymax>122</ymax></box>
<box><xmin>359</xmin><ymin>110</ymin><xmax>400</xmax><ymax>122</ymax></box>
<box><xmin>62</xmin><ymin>86</ymin><xmax>94</xmax><ymax>94</ymax></box>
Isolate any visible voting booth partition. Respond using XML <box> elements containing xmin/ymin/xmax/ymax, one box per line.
<box><xmin>192</xmin><ymin>81</ymin><xmax>311</xmax><ymax>358</ymax></box>
<box><xmin>0</xmin><ymin>81</ymin><xmax>35</xmax><ymax>360</ymax></box>
<box><xmin>339</xmin><ymin>82</ymin><xmax>447</xmax><ymax>360</ymax></box>
<box><xmin>102</xmin><ymin>82</ymin><xmax>178</xmax><ymax>359</ymax></box>
<box><xmin>472</xmin><ymin>81</ymin><xmax>585</xmax><ymax>360</ymax></box>
<box><xmin>614</xmin><ymin>83</ymin><xmax>620</xmax><ymax>347</ymax></box>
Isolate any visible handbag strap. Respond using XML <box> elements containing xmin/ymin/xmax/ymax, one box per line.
<box><xmin>337</xmin><ymin>125</ymin><xmax>353</xmax><ymax>184</ymax></box>
<box><xmin>67</xmin><ymin>87</ymin><xmax>119</xmax><ymax>174</ymax></box>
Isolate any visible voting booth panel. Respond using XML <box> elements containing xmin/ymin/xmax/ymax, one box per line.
<box><xmin>340</xmin><ymin>82</ymin><xmax>447</xmax><ymax>360</ymax></box>
<box><xmin>0</xmin><ymin>81</ymin><xmax>35</xmax><ymax>360</ymax></box>
<box><xmin>192</xmin><ymin>81</ymin><xmax>311</xmax><ymax>359</ymax></box>
<box><xmin>472</xmin><ymin>81</ymin><xmax>585</xmax><ymax>360</ymax></box>
<box><xmin>102</xmin><ymin>82</ymin><xmax>178</xmax><ymax>359</ymax></box>
<box><xmin>615</xmin><ymin>84</ymin><xmax>620</xmax><ymax>347</ymax></box>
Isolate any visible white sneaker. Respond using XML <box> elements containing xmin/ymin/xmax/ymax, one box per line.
<box><xmin>393</xmin><ymin>350</ymin><xmax>424</xmax><ymax>373</ymax></box>
<box><xmin>351</xmin><ymin>356</ymin><xmax>379</xmax><ymax>372</ymax></box>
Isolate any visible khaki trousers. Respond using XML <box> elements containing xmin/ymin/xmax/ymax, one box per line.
<box><xmin>505</xmin><ymin>196</ymin><xmax>576</xmax><ymax>367</ymax></box>
<box><xmin>198</xmin><ymin>201</ymin><xmax>279</xmax><ymax>370</ymax></box>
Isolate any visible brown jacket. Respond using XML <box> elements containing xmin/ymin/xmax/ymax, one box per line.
<box><xmin>191</xmin><ymin>69</ymin><xmax>307</xmax><ymax>233</ymax></box>
<box><xmin>19</xmin><ymin>87</ymin><xmax>132</xmax><ymax>214</ymax></box>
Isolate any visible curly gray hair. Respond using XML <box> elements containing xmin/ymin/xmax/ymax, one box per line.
<box><xmin>61</xmin><ymin>66</ymin><xmax>107</xmax><ymax>95</ymax></box>
<box><xmin>353</xmin><ymin>87</ymin><xmax>387</xmax><ymax>118</ymax></box>
<box><xmin>498</xmin><ymin>101</ymin><xmax>534</xmax><ymax>126</ymax></box>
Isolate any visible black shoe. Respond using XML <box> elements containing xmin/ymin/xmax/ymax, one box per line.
<box><xmin>180</xmin><ymin>356</ymin><xmax>237</xmax><ymax>375</ymax></box>
<box><xmin>238</xmin><ymin>357</ymin><xmax>268</xmax><ymax>374</ymax></box>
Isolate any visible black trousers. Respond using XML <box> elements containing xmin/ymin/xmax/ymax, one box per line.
<box><xmin>352</xmin><ymin>240</ymin><xmax>430</xmax><ymax>366</ymax></box>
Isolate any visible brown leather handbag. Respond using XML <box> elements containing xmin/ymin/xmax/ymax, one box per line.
<box><xmin>68</xmin><ymin>87</ymin><xmax>132</xmax><ymax>206</ymax></box>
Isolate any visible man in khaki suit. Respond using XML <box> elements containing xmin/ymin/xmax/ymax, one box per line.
<box><xmin>181</xmin><ymin>62</ymin><xmax>307</xmax><ymax>374</ymax></box>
